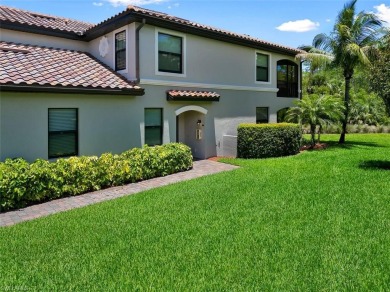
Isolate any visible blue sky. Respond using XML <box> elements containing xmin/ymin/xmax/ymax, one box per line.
<box><xmin>1</xmin><ymin>0</ymin><xmax>389</xmax><ymax>48</ymax></box>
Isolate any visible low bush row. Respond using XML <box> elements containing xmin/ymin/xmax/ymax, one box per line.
<box><xmin>0</xmin><ymin>143</ymin><xmax>193</xmax><ymax>212</ymax></box>
<box><xmin>237</xmin><ymin>123</ymin><xmax>301</xmax><ymax>159</ymax></box>
<box><xmin>302</xmin><ymin>124</ymin><xmax>390</xmax><ymax>134</ymax></box>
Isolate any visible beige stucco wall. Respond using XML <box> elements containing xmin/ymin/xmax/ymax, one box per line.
<box><xmin>0</xmin><ymin>92</ymin><xmax>144</xmax><ymax>161</ymax></box>
<box><xmin>0</xmin><ymin>29</ymin><xmax>88</xmax><ymax>51</ymax></box>
<box><xmin>0</xmin><ymin>21</ymin><xmax>301</xmax><ymax>161</ymax></box>
<box><xmin>88</xmin><ymin>23</ymin><xmax>137</xmax><ymax>81</ymax></box>
<box><xmin>1</xmin><ymin>85</ymin><xmax>295</xmax><ymax>161</ymax></box>
<box><xmin>139</xmin><ymin>84</ymin><xmax>296</xmax><ymax>158</ymax></box>
<box><xmin>138</xmin><ymin>24</ymin><xmax>299</xmax><ymax>91</ymax></box>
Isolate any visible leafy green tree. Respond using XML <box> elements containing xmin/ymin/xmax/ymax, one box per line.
<box><xmin>304</xmin><ymin>68</ymin><xmax>343</xmax><ymax>97</ymax></box>
<box><xmin>286</xmin><ymin>95</ymin><xmax>345</xmax><ymax>147</ymax></box>
<box><xmin>369</xmin><ymin>33</ymin><xmax>390</xmax><ymax>115</ymax></box>
<box><xmin>349</xmin><ymin>90</ymin><xmax>388</xmax><ymax>125</ymax></box>
<box><xmin>297</xmin><ymin>0</ymin><xmax>384</xmax><ymax>143</ymax></box>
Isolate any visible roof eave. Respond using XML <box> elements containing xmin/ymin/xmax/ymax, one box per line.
<box><xmin>84</xmin><ymin>13</ymin><xmax>137</xmax><ymax>41</ymax></box>
<box><xmin>0</xmin><ymin>84</ymin><xmax>145</xmax><ymax>96</ymax></box>
<box><xmin>86</xmin><ymin>10</ymin><xmax>300</xmax><ymax>56</ymax></box>
<box><xmin>139</xmin><ymin>14</ymin><xmax>299</xmax><ymax>56</ymax></box>
<box><xmin>1</xmin><ymin>20</ymin><xmax>87</xmax><ymax>41</ymax></box>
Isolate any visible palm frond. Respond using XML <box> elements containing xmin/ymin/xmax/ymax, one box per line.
<box><xmin>313</xmin><ymin>33</ymin><xmax>333</xmax><ymax>51</ymax></box>
<box><xmin>336</xmin><ymin>0</ymin><xmax>357</xmax><ymax>28</ymax></box>
<box><xmin>353</xmin><ymin>12</ymin><xmax>384</xmax><ymax>45</ymax></box>
<box><xmin>295</xmin><ymin>52</ymin><xmax>333</xmax><ymax>63</ymax></box>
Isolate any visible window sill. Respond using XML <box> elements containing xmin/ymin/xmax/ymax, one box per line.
<box><xmin>155</xmin><ymin>71</ymin><xmax>186</xmax><ymax>78</ymax></box>
<box><xmin>255</xmin><ymin>80</ymin><xmax>272</xmax><ymax>85</ymax></box>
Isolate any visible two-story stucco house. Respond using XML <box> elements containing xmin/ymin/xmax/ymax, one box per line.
<box><xmin>0</xmin><ymin>5</ymin><xmax>302</xmax><ymax>161</ymax></box>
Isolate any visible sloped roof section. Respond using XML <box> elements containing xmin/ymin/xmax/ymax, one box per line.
<box><xmin>0</xmin><ymin>5</ymin><xmax>94</xmax><ymax>34</ymax></box>
<box><xmin>0</xmin><ymin>42</ymin><xmax>144</xmax><ymax>95</ymax></box>
<box><xmin>167</xmin><ymin>90</ymin><xmax>220</xmax><ymax>101</ymax></box>
<box><xmin>90</xmin><ymin>5</ymin><xmax>303</xmax><ymax>55</ymax></box>
<box><xmin>0</xmin><ymin>5</ymin><xmax>303</xmax><ymax>55</ymax></box>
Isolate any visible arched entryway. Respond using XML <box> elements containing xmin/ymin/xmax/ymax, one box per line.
<box><xmin>175</xmin><ymin>106</ymin><xmax>207</xmax><ymax>159</ymax></box>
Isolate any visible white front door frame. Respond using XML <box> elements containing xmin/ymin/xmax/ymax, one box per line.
<box><xmin>175</xmin><ymin>105</ymin><xmax>208</xmax><ymax>116</ymax></box>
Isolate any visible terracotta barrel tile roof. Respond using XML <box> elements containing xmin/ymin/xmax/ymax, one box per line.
<box><xmin>93</xmin><ymin>5</ymin><xmax>303</xmax><ymax>55</ymax></box>
<box><xmin>0</xmin><ymin>5</ymin><xmax>94</xmax><ymax>34</ymax></box>
<box><xmin>0</xmin><ymin>42</ymin><xmax>143</xmax><ymax>95</ymax></box>
<box><xmin>167</xmin><ymin>90</ymin><xmax>220</xmax><ymax>101</ymax></box>
<box><xmin>1</xmin><ymin>5</ymin><xmax>303</xmax><ymax>55</ymax></box>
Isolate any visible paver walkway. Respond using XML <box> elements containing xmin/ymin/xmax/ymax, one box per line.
<box><xmin>0</xmin><ymin>160</ymin><xmax>238</xmax><ymax>227</ymax></box>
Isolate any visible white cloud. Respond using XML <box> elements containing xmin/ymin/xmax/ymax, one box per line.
<box><xmin>276</xmin><ymin>19</ymin><xmax>320</xmax><ymax>32</ymax></box>
<box><xmin>107</xmin><ymin>0</ymin><xmax>167</xmax><ymax>7</ymax></box>
<box><xmin>168</xmin><ymin>2</ymin><xmax>179</xmax><ymax>9</ymax></box>
<box><xmin>374</xmin><ymin>4</ymin><xmax>390</xmax><ymax>27</ymax></box>
<box><xmin>326</xmin><ymin>18</ymin><xmax>331</xmax><ymax>23</ymax></box>
<box><xmin>93</xmin><ymin>2</ymin><xmax>104</xmax><ymax>6</ymax></box>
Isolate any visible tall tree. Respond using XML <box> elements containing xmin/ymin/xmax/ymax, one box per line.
<box><xmin>297</xmin><ymin>0</ymin><xmax>384</xmax><ymax>143</ymax></box>
<box><xmin>369</xmin><ymin>33</ymin><xmax>390</xmax><ymax>116</ymax></box>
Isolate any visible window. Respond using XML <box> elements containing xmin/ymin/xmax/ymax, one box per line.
<box><xmin>158</xmin><ymin>32</ymin><xmax>183</xmax><ymax>74</ymax></box>
<box><xmin>277</xmin><ymin>60</ymin><xmax>298</xmax><ymax>97</ymax></box>
<box><xmin>48</xmin><ymin>109</ymin><xmax>78</xmax><ymax>158</ymax></box>
<box><xmin>256</xmin><ymin>53</ymin><xmax>269</xmax><ymax>82</ymax></box>
<box><xmin>145</xmin><ymin>108</ymin><xmax>163</xmax><ymax>146</ymax></box>
<box><xmin>115</xmin><ymin>31</ymin><xmax>126</xmax><ymax>71</ymax></box>
<box><xmin>256</xmin><ymin>107</ymin><xmax>269</xmax><ymax>124</ymax></box>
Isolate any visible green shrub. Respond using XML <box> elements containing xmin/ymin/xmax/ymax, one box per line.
<box><xmin>0</xmin><ymin>143</ymin><xmax>193</xmax><ymax>212</ymax></box>
<box><xmin>237</xmin><ymin>123</ymin><xmax>301</xmax><ymax>159</ymax></box>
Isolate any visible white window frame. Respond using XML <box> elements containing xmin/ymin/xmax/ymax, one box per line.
<box><xmin>255</xmin><ymin>50</ymin><xmax>271</xmax><ymax>85</ymax></box>
<box><xmin>144</xmin><ymin>108</ymin><xmax>163</xmax><ymax>146</ymax></box>
<box><xmin>113</xmin><ymin>27</ymin><xmax>128</xmax><ymax>73</ymax></box>
<box><xmin>256</xmin><ymin>107</ymin><xmax>269</xmax><ymax>124</ymax></box>
<box><xmin>155</xmin><ymin>28</ymin><xmax>186</xmax><ymax>77</ymax></box>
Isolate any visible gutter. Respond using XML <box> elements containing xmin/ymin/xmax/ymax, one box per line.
<box><xmin>0</xmin><ymin>84</ymin><xmax>145</xmax><ymax>96</ymax></box>
<box><xmin>1</xmin><ymin>21</ymin><xmax>87</xmax><ymax>41</ymax></box>
<box><xmin>135</xmin><ymin>19</ymin><xmax>146</xmax><ymax>83</ymax></box>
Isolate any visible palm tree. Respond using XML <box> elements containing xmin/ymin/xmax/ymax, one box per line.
<box><xmin>369</xmin><ymin>32</ymin><xmax>390</xmax><ymax>116</ymax></box>
<box><xmin>297</xmin><ymin>0</ymin><xmax>384</xmax><ymax>143</ymax></box>
<box><xmin>286</xmin><ymin>94</ymin><xmax>345</xmax><ymax>147</ymax></box>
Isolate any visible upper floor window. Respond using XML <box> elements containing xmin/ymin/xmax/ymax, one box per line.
<box><xmin>256</xmin><ymin>53</ymin><xmax>269</xmax><ymax>82</ymax></box>
<box><xmin>158</xmin><ymin>32</ymin><xmax>183</xmax><ymax>74</ymax></box>
<box><xmin>115</xmin><ymin>31</ymin><xmax>126</xmax><ymax>71</ymax></box>
<box><xmin>277</xmin><ymin>60</ymin><xmax>298</xmax><ymax>97</ymax></box>
<box><xmin>48</xmin><ymin>108</ymin><xmax>78</xmax><ymax>159</ymax></box>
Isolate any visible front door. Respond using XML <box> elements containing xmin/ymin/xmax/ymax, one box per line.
<box><xmin>177</xmin><ymin>110</ymin><xmax>206</xmax><ymax>159</ymax></box>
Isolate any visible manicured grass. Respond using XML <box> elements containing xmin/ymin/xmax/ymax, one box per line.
<box><xmin>1</xmin><ymin>134</ymin><xmax>389</xmax><ymax>290</ymax></box>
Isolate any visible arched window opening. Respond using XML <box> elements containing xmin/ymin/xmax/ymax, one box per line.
<box><xmin>277</xmin><ymin>60</ymin><xmax>298</xmax><ymax>97</ymax></box>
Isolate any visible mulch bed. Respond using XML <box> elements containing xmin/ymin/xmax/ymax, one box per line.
<box><xmin>300</xmin><ymin>143</ymin><xmax>329</xmax><ymax>151</ymax></box>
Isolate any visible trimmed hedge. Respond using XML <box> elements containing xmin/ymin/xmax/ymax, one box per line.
<box><xmin>0</xmin><ymin>143</ymin><xmax>193</xmax><ymax>212</ymax></box>
<box><xmin>237</xmin><ymin>123</ymin><xmax>301</xmax><ymax>159</ymax></box>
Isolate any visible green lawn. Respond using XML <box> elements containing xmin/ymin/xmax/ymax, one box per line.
<box><xmin>1</xmin><ymin>134</ymin><xmax>389</xmax><ymax>291</ymax></box>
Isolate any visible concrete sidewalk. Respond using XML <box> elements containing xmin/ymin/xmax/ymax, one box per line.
<box><xmin>0</xmin><ymin>160</ymin><xmax>238</xmax><ymax>227</ymax></box>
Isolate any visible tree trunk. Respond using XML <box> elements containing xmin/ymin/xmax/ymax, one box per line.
<box><xmin>310</xmin><ymin>124</ymin><xmax>316</xmax><ymax>147</ymax></box>
<box><xmin>318</xmin><ymin>125</ymin><xmax>322</xmax><ymax>144</ymax></box>
<box><xmin>339</xmin><ymin>75</ymin><xmax>352</xmax><ymax>144</ymax></box>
